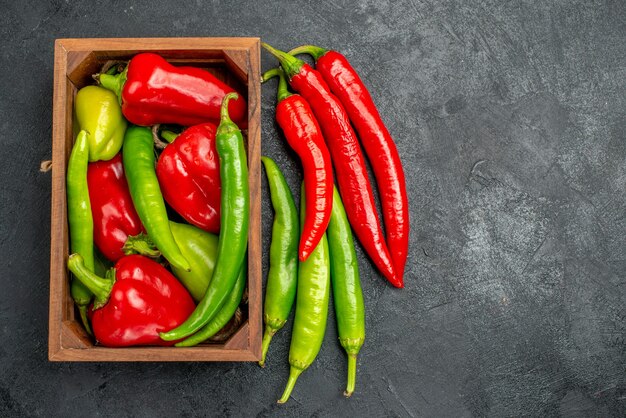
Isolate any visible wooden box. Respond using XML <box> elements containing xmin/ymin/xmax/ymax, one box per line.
<box><xmin>49</xmin><ymin>38</ymin><xmax>262</xmax><ymax>361</ymax></box>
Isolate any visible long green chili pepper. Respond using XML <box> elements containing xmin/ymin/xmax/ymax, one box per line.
<box><xmin>160</xmin><ymin>93</ymin><xmax>249</xmax><ymax>341</ymax></box>
<box><xmin>175</xmin><ymin>258</ymin><xmax>247</xmax><ymax>347</ymax></box>
<box><xmin>259</xmin><ymin>156</ymin><xmax>299</xmax><ymax>367</ymax></box>
<box><xmin>122</xmin><ymin>125</ymin><xmax>191</xmax><ymax>272</ymax></box>
<box><xmin>66</xmin><ymin>130</ymin><xmax>94</xmax><ymax>334</ymax></box>
<box><xmin>328</xmin><ymin>186</ymin><xmax>365</xmax><ymax>397</ymax></box>
<box><xmin>278</xmin><ymin>185</ymin><xmax>330</xmax><ymax>404</ymax></box>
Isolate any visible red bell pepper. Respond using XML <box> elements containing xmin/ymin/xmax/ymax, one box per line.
<box><xmin>97</xmin><ymin>52</ymin><xmax>247</xmax><ymax>127</ymax></box>
<box><xmin>155</xmin><ymin>123</ymin><xmax>221</xmax><ymax>233</ymax></box>
<box><xmin>87</xmin><ymin>153</ymin><xmax>145</xmax><ymax>262</ymax></box>
<box><xmin>67</xmin><ymin>253</ymin><xmax>196</xmax><ymax>347</ymax></box>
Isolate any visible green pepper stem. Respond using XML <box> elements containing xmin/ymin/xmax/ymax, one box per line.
<box><xmin>262</xmin><ymin>68</ymin><xmax>293</xmax><ymax>103</ymax></box>
<box><xmin>344</xmin><ymin>354</ymin><xmax>357</xmax><ymax>397</ymax></box>
<box><xmin>277</xmin><ymin>366</ymin><xmax>303</xmax><ymax>404</ymax></box>
<box><xmin>123</xmin><ymin>233</ymin><xmax>161</xmax><ymax>258</ymax></box>
<box><xmin>161</xmin><ymin>130</ymin><xmax>179</xmax><ymax>143</ymax></box>
<box><xmin>258</xmin><ymin>326</ymin><xmax>277</xmax><ymax>368</ymax></box>
<box><xmin>261</xmin><ymin>43</ymin><xmax>304</xmax><ymax>80</ymax></box>
<box><xmin>77</xmin><ymin>306</ymin><xmax>93</xmax><ymax>336</ymax></box>
<box><xmin>287</xmin><ymin>45</ymin><xmax>328</xmax><ymax>61</ymax></box>
<box><xmin>67</xmin><ymin>253</ymin><xmax>114</xmax><ymax>309</ymax></box>
<box><xmin>220</xmin><ymin>92</ymin><xmax>240</xmax><ymax>123</ymax></box>
<box><xmin>97</xmin><ymin>66</ymin><xmax>127</xmax><ymax>104</ymax></box>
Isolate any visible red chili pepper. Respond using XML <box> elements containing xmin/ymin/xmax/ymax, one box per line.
<box><xmin>262</xmin><ymin>43</ymin><xmax>400</xmax><ymax>287</ymax></box>
<box><xmin>262</xmin><ymin>68</ymin><xmax>333</xmax><ymax>261</ymax></box>
<box><xmin>98</xmin><ymin>52</ymin><xmax>247</xmax><ymax>127</ymax></box>
<box><xmin>87</xmin><ymin>153</ymin><xmax>144</xmax><ymax>262</ymax></box>
<box><xmin>289</xmin><ymin>45</ymin><xmax>409</xmax><ymax>281</ymax></box>
<box><xmin>67</xmin><ymin>253</ymin><xmax>196</xmax><ymax>347</ymax></box>
<box><xmin>155</xmin><ymin>123</ymin><xmax>221</xmax><ymax>233</ymax></box>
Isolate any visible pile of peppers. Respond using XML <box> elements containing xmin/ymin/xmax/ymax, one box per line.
<box><xmin>64</xmin><ymin>43</ymin><xmax>409</xmax><ymax>404</ymax></box>
<box><xmin>258</xmin><ymin>43</ymin><xmax>408</xmax><ymax>403</ymax></box>
<box><xmin>66</xmin><ymin>53</ymin><xmax>249</xmax><ymax>347</ymax></box>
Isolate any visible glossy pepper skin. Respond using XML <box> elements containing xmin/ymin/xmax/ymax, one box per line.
<box><xmin>278</xmin><ymin>185</ymin><xmax>330</xmax><ymax>404</ymax></box>
<box><xmin>98</xmin><ymin>52</ymin><xmax>247</xmax><ymax>127</ymax></box>
<box><xmin>75</xmin><ymin>86</ymin><xmax>127</xmax><ymax>162</ymax></box>
<box><xmin>176</xmin><ymin>258</ymin><xmax>247</xmax><ymax>347</ymax></box>
<box><xmin>262</xmin><ymin>43</ymin><xmax>400</xmax><ymax>288</ymax></box>
<box><xmin>169</xmin><ymin>221</ymin><xmax>218</xmax><ymax>302</ymax></box>
<box><xmin>123</xmin><ymin>125</ymin><xmax>191</xmax><ymax>272</ymax></box>
<box><xmin>67</xmin><ymin>253</ymin><xmax>195</xmax><ymax>347</ymax></box>
<box><xmin>161</xmin><ymin>93</ymin><xmax>249</xmax><ymax>341</ymax></box>
<box><xmin>66</xmin><ymin>130</ymin><xmax>94</xmax><ymax>333</ymax></box>
<box><xmin>262</xmin><ymin>68</ymin><xmax>332</xmax><ymax>262</ymax></box>
<box><xmin>259</xmin><ymin>156</ymin><xmax>299</xmax><ymax>367</ymax></box>
<box><xmin>87</xmin><ymin>153</ymin><xmax>144</xmax><ymax>262</ymax></box>
<box><xmin>327</xmin><ymin>187</ymin><xmax>365</xmax><ymax>397</ymax></box>
<box><xmin>290</xmin><ymin>45</ymin><xmax>409</xmax><ymax>282</ymax></box>
<box><xmin>156</xmin><ymin>123</ymin><xmax>222</xmax><ymax>233</ymax></box>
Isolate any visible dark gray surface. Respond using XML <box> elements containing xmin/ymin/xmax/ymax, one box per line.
<box><xmin>1</xmin><ymin>0</ymin><xmax>624</xmax><ymax>416</ymax></box>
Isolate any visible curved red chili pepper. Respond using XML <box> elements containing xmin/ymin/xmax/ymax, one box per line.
<box><xmin>262</xmin><ymin>43</ymin><xmax>400</xmax><ymax>287</ymax></box>
<box><xmin>289</xmin><ymin>45</ymin><xmax>409</xmax><ymax>281</ymax></box>
<box><xmin>87</xmin><ymin>153</ymin><xmax>144</xmax><ymax>262</ymax></box>
<box><xmin>98</xmin><ymin>52</ymin><xmax>247</xmax><ymax>127</ymax></box>
<box><xmin>263</xmin><ymin>68</ymin><xmax>333</xmax><ymax>261</ymax></box>
<box><xmin>156</xmin><ymin>123</ymin><xmax>221</xmax><ymax>233</ymax></box>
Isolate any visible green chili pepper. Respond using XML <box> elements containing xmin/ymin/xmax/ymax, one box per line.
<box><xmin>175</xmin><ymin>258</ymin><xmax>247</xmax><ymax>347</ymax></box>
<box><xmin>259</xmin><ymin>156</ymin><xmax>299</xmax><ymax>367</ymax></box>
<box><xmin>278</xmin><ymin>185</ymin><xmax>330</xmax><ymax>404</ymax></box>
<box><xmin>122</xmin><ymin>125</ymin><xmax>191</xmax><ymax>272</ymax></box>
<box><xmin>66</xmin><ymin>130</ymin><xmax>94</xmax><ymax>334</ymax></box>
<box><xmin>75</xmin><ymin>85</ymin><xmax>127</xmax><ymax>162</ymax></box>
<box><xmin>328</xmin><ymin>186</ymin><xmax>365</xmax><ymax>397</ymax></box>
<box><xmin>160</xmin><ymin>93</ymin><xmax>249</xmax><ymax>341</ymax></box>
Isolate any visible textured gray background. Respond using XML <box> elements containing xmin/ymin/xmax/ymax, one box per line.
<box><xmin>1</xmin><ymin>0</ymin><xmax>624</xmax><ymax>416</ymax></box>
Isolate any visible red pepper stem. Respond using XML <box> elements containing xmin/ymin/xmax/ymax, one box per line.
<box><xmin>97</xmin><ymin>66</ymin><xmax>127</xmax><ymax>104</ymax></box>
<box><xmin>123</xmin><ymin>233</ymin><xmax>161</xmax><ymax>258</ymax></box>
<box><xmin>344</xmin><ymin>354</ymin><xmax>357</xmax><ymax>397</ymax></box>
<box><xmin>261</xmin><ymin>43</ymin><xmax>304</xmax><ymax>80</ymax></box>
<box><xmin>67</xmin><ymin>253</ymin><xmax>114</xmax><ymax>309</ymax></box>
<box><xmin>262</xmin><ymin>68</ymin><xmax>293</xmax><ymax>102</ymax></box>
<box><xmin>277</xmin><ymin>366</ymin><xmax>303</xmax><ymax>404</ymax></box>
<box><xmin>287</xmin><ymin>45</ymin><xmax>328</xmax><ymax>61</ymax></box>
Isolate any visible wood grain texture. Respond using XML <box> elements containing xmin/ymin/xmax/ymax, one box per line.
<box><xmin>49</xmin><ymin>37</ymin><xmax>262</xmax><ymax>362</ymax></box>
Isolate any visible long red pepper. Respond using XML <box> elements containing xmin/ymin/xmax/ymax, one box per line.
<box><xmin>289</xmin><ymin>45</ymin><xmax>409</xmax><ymax>281</ymax></box>
<box><xmin>87</xmin><ymin>153</ymin><xmax>145</xmax><ymax>262</ymax></box>
<box><xmin>262</xmin><ymin>68</ymin><xmax>333</xmax><ymax>261</ymax></box>
<box><xmin>262</xmin><ymin>43</ymin><xmax>400</xmax><ymax>287</ymax></box>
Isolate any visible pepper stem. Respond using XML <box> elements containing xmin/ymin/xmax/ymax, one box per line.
<box><xmin>287</xmin><ymin>45</ymin><xmax>328</xmax><ymax>61</ymax></box>
<box><xmin>96</xmin><ymin>66</ymin><xmax>127</xmax><ymax>105</ymax></box>
<box><xmin>77</xmin><ymin>306</ymin><xmax>93</xmax><ymax>336</ymax></box>
<box><xmin>123</xmin><ymin>233</ymin><xmax>161</xmax><ymax>258</ymax></box>
<box><xmin>258</xmin><ymin>326</ymin><xmax>277</xmax><ymax>368</ymax></box>
<box><xmin>277</xmin><ymin>366</ymin><xmax>303</xmax><ymax>404</ymax></box>
<box><xmin>344</xmin><ymin>354</ymin><xmax>358</xmax><ymax>397</ymax></box>
<box><xmin>261</xmin><ymin>43</ymin><xmax>304</xmax><ymax>80</ymax></box>
<box><xmin>161</xmin><ymin>130</ymin><xmax>179</xmax><ymax>143</ymax></box>
<box><xmin>67</xmin><ymin>253</ymin><xmax>114</xmax><ymax>310</ymax></box>
<box><xmin>220</xmin><ymin>92</ymin><xmax>240</xmax><ymax>123</ymax></box>
<box><xmin>262</xmin><ymin>68</ymin><xmax>293</xmax><ymax>103</ymax></box>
